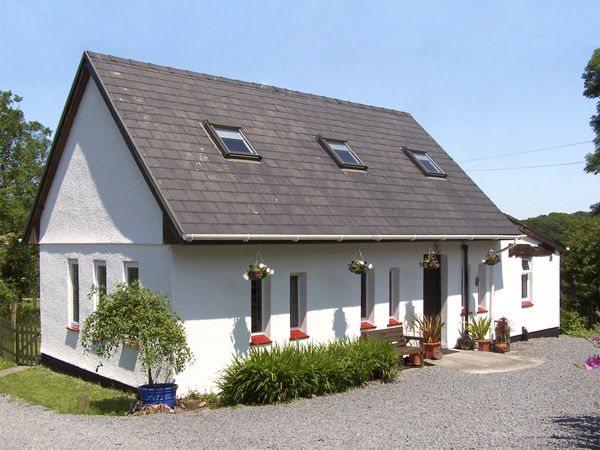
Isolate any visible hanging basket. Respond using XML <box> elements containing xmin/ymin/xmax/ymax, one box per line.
<box><xmin>420</xmin><ymin>251</ymin><xmax>440</xmax><ymax>269</ymax></box>
<box><xmin>483</xmin><ymin>249</ymin><xmax>500</xmax><ymax>266</ymax></box>
<box><xmin>348</xmin><ymin>249</ymin><xmax>373</xmax><ymax>274</ymax></box>
<box><xmin>243</xmin><ymin>251</ymin><xmax>274</xmax><ymax>281</ymax></box>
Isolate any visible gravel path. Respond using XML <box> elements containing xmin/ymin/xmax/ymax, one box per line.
<box><xmin>1</xmin><ymin>335</ymin><xmax>599</xmax><ymax>449</ymax></box>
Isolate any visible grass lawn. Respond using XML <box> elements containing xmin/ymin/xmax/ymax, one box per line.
<box><xmin>0</xmin><ymin>365</ymin><xmax>133</xmax><ymax>415</ymax></box>
<box><xmin>0</xmin><ymin>356</ymin><xmax>17</xmax><ymax>371</ymax></box>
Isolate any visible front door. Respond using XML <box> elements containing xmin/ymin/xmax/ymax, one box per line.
<box><xmin>423</xmin><ymin>256</ymin><xmax>441</xmax><ymax>317</ymax></box>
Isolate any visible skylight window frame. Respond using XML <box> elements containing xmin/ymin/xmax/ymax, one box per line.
<box><xmin>316</xmin><ymin>135</ymin><xmax>367</xmax><ymax>170</ymax></box>
<box><xmin>403</xmin><ymin>147</ymin><xmax>447</xmax><ymax>178</ymax></box>
<box><xmin>203</xmin><ymin>120</ymin><xmax>261</xmax><ymax>162</ymax></box>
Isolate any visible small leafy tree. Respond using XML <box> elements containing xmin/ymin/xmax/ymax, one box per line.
<box><xmin>80</xmin><ymin>282</ymin><xmax>193</xmax><ymax>386</ymax></box>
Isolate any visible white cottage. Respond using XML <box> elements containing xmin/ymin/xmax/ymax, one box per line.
<box><xmin>25</xmin><ymin>52</ymin><xmax>563</xmax><ymax>393</ymax></box>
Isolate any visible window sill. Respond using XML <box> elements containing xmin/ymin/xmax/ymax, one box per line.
<box><xmin>521</xmin><ymin>301</ymin><xmax>534</xmax><ymax>308</ymax></box>
<box><xmin>360</xmin><ymin>321</ymin><xmax>377</xmax><ymax>330</ymax></box>
<box><xmin>460</xmin><ymin>309</ymin><xmax>473</xmax><ymax>316</ymax></box>
<box><xmin>250</xmin><ymin>334</ymin><xmax>272</xmax><ymax>345</ymax></box>
<box><xmin>290</xmin><ymin>330</ymin><xmax>310</xmax><ymax>340</ymax></box>
<box><xmin>66</xmin><ymin>326</ymin><xmax>80</xmax><ymax>332</ymax></box>
<box><xmin>387</xmin><ymin>318</ymin><xmax>402</xmax><ymax>327</ymax></box>
<box><xmin>477</xmin><ymin>307</ymin><xmax>488</xmax><ymax>313</ymax></box>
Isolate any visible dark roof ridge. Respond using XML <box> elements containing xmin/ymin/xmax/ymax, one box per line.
<box><xmin>85</xmin><ymin>51</ymin><xmax>413</xmax><ymax>120</ymax></box>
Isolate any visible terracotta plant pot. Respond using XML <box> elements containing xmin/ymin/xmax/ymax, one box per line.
<box><xmin>408</xmin><ymin>353</ymin><xmax>422</xmax><ymax>366</ymax></box>
<box><xmin>475</xmin><ymin>339</ymin><xmax>491</xmax><ymax>352</ymax></box>
<box><xmin>423</xmin><ymin>341</ymin><xmax>441</xmax><ymax>359</ymax></box>
<box><xmin>495</xmin><ymin>341</ymin><xmax>508</xmax><ymax>353</ymax></box>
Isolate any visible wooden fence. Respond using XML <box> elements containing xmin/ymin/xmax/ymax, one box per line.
<box><xmin>0</xmin><ymin>317</ymin><xmax>41</xmax><ymax>366</ymax></box>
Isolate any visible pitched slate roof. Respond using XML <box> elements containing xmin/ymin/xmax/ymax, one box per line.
<box><xmin>26</xmin><ymin>51</ymin><xmax>521</xmax><ymax>244</ymax></box>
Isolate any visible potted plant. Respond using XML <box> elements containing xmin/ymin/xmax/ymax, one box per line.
<box><xmin>80</xmin><ymin>281</ymin><xmax>193</xmax><ymax>408</ymax></box>
<box><xmin>348</xmin><ymin>259</ymin><xmax>373</xmax><ymax>274</ymax></box>
<box><xmin>409</xmin><ymin>313</ymin><xmax>445</xmax><ymax>359</ymax></box>
<box><xmin>243</xmin><ymin>262</ymin><xmax>274</xmax><ymax>281</ymax></box>
<box><xmin>494</xmin><ymin>317</ymin><xmax>512</xmax><ymax>353</ymax></box>
<box><xmin>483</xmin><ymin>249</ymin><xmax>500</xmax><ymax>266</ymax></box>
<box><xmin>456</xmin><ymin>329</ymin><xmax>474</xmax><ymax>350</ymax></box>
<box><xmin>420</xmin><ymin>251</ymin><xmax>440</xmax><ymax>269</ymax></box>
<box><xmin>465</xmin><ymin>315</ymin><xmax>493</xmax><ymax>351</ymax></box>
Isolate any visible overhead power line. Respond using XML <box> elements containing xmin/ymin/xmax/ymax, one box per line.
<box><xmin>467</xmin><ymin>161</ymin><xmax>585</xmax><ymax>172</ymax></box>
<box><xmin>459</xmin><ymin>141</ymin><xmax>593</xmax><ymax>163</ymax></box>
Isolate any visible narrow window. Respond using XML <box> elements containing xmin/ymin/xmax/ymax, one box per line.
<box><xmin>203</xmin><ymin>121</ymin><xmax>261</xmax><ymax>161</ymax></box>
<box><xmin>360</xmin><ymin>273</ymin><xmax>367</xmax><ymax>320</ymax></box>
<box><xmin>251</xmin><ymin>279</ymin><xmax>262</xmax><ymax>333</ymax></box>
<box><xmin>403</xmin><ymin>147</ymin><xmax>446</xmax><ymax>178</ymax></box>
<box><xmin>94</xmin><ymin>261</ymin><xmax>107</xmax><ymax>308</ymax></box>
<box><xmin>388</xmin><ymin>268</ymin><xmax>400</xmax><ymax>325</ymax></box>
<box><xmin>521</xmin><ymin>258</ymin><xmax>532</xmax><ymax>306</ymax></box>
<box><xmin>69</xmin><ymin>260</ymin><xmax>80</xmax><ymax>327</ymax></box>
<box><xmin>477</xmin><ymin>264</ymin><xmax>488</xmax><ymax>311</ymax></box>
<box><xmin>316</xmin><ymin>135</ymin><xmax>367</xmax><ymax>170</ymax></box>
<box><xmin>360</xmin><ymin>270</ymin><xmax>375</xmax><ymax>328</ymax></box>
<box><xmin>290</xmin><ymin>273</ymin><xmax>308</xmax><ymax>339</ymax></box>
<box><xmin>124</xmin><ymin>262</ymin><xmax>139</xmax><ymax>286</ymax></box>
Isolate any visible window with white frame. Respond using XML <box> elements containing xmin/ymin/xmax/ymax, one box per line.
<box><xmin>68</xmin><ymin>260</ymin><xmax>80</xmax><ymax>328</ymax></box>
<box><xmin>124</xmin><ymin>262</ymin><xmax>139</xmax><ymax>286</ymax></box>
<box><xmin>477</xmin><ymin>263</ymin><xmax>488</xmax><ymax>311</ymax></box>
<box><xmin>290</xmin><ymin>273</ymin><xmax>308</xmax><ymax>338</ymax></box>
<box><xmin>94</xmin><ymin>260</ymin><xmax>107</xmax><ymax>309</ymax></box>
<box><xmin>360</xmin><ymin>270</ymin><xmax>375</xmax><ymax>325</ymax></box>
<box><xmin>521</xmin><ymin>258</ymin><xmax>532</xmax><ymax>304</ymax></box>
<box><xmin>250</xmin><ymin>277</ymin><xmax>271</xmax><ymax>339</ymax></box>
<box><xmin>389</xmin><ymin>268</ymin><xmax>400</xmax><ymax>323</ymax></box>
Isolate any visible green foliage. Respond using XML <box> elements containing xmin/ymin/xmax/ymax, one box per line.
<box><xmin>408</xmin><ymin>313</ymin><xmax>445</xmax><ymax>343</ymax></box>
<box><xmin>560</xmin><ymin>308</ymin><xmax>588</xmax><ymax>335</ymax></box>
<box><xmin>583</xmin><ymin>47</ymin><xmax>600</xmax><ymax>175</ymax></box>
<box><xmin>562</xmin><ymin>217</ymin><xmax>600</xmax><ymax>327</ymax></box>
<box><xmin>464</xmin><ymin>315</ymin><xmax>493</xmax><ymax>341</ymax></box>
<box><xmin>0</xmin><ymin>90</ymin><xmax>51</xmax><ymax>318</ymax></box>
<box><xmin>80</xmin><ymin>282</ymin><xmax>193</xmax><ymax>386</ymax></box>
<box><xmin>521</xmin><ymin>212</ymin><xmax>590</xmax><ymax>244</ymax></box>
<box><xmin>217</xmin><ymin>338</ymin><xmax>399</xmax><ymax>406</ymax></box>
<box><xmin>0</xmin><ymin>366</ymin><xmax>131</xmax><ymax>415</ymax></box>
<box><xmin>0</xmin><ymin>355</ymin><xmax>17</xmax><ymax>370</ymax></box>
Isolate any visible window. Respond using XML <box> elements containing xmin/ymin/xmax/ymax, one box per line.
<box><xmin>316</xmin><ymin>135</ymin><xmax>367</xmax><ymax>170</ymax></box>
<box><xmin>477</xmin><ymin>264</ymin><xmax>488</xmax><ymax>312</ymax></box>
<box><xmin>203</xmin><ymin>121</ymin><xmax>261</xmax><ymax>161</ymax></box>
<box><xmin>124</xmin><ymin>262</ymin><xmax>139</xmax><ymax>286</ymax></box>
<box><xmin>94</xmin><ymin>261</ymin><xmax>107</xmax><ymax>309</ymax></box>
<box><xmin>250</xmin><ymin>278</ymin><xmax>272</xmax><ymax>344</ymax></box>
<box><xmin>68</xmin><ymin>260</ymin><xmax>80</xmax><ymax>328</ymax></box>
<box><xmin>403</xmin><ymin>147</ymin><xmax>446</xmax><ymax>178</ymax></box>
<box><xmin>521</xmin><ymin>258</ymin><xmax>533</xmax><ymax>306</ymax></box>
<box><xmin>388</xmin><ymin>268</ymin><xmax>401</xmax><ymax>326</ymax></box>
<box><xmin>290</xmin><ymin>273</ymin><xmax>308</xmax><ymax>339</ymax></box>
<box><xmin>360</xmin><ymin>270</ymin><xmax>375</xmax><ymax>329</ymax></box>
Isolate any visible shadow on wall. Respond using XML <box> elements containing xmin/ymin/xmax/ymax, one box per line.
<box><xmin>230</xmin><ymin>316</ymin><xmax>250</xmax><ymax>355</ymax></box>
<box><xmin>332</xmin><ymin>308</ymin><xmax>348</xmax><ymax>339</ymax></box>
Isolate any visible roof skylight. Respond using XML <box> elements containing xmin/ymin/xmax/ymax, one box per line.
<box><xmin>317</xmin><ymin>135</ymin><xmax>367</xmax><ymax>170</ymax></box>
<box><xmin>403</xmin><ymin>147</ymin><xmax>446</xmax><ymax>178</ymax></box>
<box><xmin>203</xmin><ymin>121</ymin><xmax>261</xmax><ymax>161</ymax></box>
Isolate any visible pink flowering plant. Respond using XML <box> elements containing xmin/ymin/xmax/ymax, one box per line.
<box><xmin>592</xmin><ymin>334</ymin><xmax>600</xmax><ymax>348</ymax></box>
<box><xmin>420</xmin><ymin>251</ymin><xmax>440</xmax><ymax>269</ymax></box>
<box><xmin>348</xmin><ymin>259</ymin><xmax>373</xmax><ymax>274</ymax></box>
<box><xmin>243</xmin><ymin>263</ymin><xmax>274</xmax><ymax>281</ymax></box>
<box><xmin>483</xmin><ymin>249</ymin><xmax>500</xmax><ymax>266</ymax></box>
<box><xmin>585</xmin><ymin>354</ymin><xmax>600</xmax><ymax>370</ymax></box>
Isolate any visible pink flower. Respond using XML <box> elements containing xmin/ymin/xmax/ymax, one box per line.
<box><xmin>585</xmin><ymin>354</ymin><xmax>600</xmax><ymax>369</ymax></box>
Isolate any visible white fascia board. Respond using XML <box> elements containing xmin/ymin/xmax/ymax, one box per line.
<box><xmin>182</xmin><ymin>233</ymin><xmax>525</xmax><ymax>242</ymax></box>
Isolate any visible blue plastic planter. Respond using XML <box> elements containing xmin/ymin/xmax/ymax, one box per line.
<box><xmin>137</xmin><ymin>383</ymin><xmax>178</xmax><ymax>408</ymax></box>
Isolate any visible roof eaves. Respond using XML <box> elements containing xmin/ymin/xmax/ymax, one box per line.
<box><xmin>505</xmin><ymin>215</ymin><xmax>568</xmax><ymax>253</ymax></box>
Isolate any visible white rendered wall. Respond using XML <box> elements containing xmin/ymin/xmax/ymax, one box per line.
<box><xmin>170</xmin><ymin>241</ymin><xmax>483</xmax><ymax>394</ymax></box>
<box><xmin>39</xmin><ymin>244</ymin><xmax>172</xmax><ymax>388</ymax></box>
<box><xmin>491</xmin><ymin>237</ymin><xmax>561</xmax><ymax>340</ymax></box>
<box><xmin>39</xmin><ymin>79</ymin><xmax>163</xmax><ymax>245</ymax></box>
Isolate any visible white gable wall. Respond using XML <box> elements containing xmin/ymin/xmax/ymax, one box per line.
<box><xmin>39</xmin><ymin>79</ymin><xmax>163</xmax><ymax>245</ymax></box>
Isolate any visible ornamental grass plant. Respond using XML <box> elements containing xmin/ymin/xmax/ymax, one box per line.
<box><xmin>217</xmin><ymin>338</ymin><xmax>399</xmax><ymax>405</ymax></box>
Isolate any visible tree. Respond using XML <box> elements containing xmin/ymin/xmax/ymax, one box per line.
<box><xmin>583</xmin><ymin>48</ymin><xmax>600</xmax><ymax>175</ymax></box>
<box><xmin>561</xmin><ymin>217</ymin><xmax>600</xmax><ymax>327</ymax></box>
<box><xmin>0</xmin><ymin>91</ymin><xmax>51</xmax><ymax>318</ymax></box>
<box><xmin>80</xmin><ymin>282</ymin><xmax>193</xmax><ymax>387</ymax></box>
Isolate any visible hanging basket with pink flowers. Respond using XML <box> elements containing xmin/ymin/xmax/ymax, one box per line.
<box><xmin>243</xmin><ymin>251</ymin><xmax>274</xmax><ymax>281</ymax></box>
<box><xmin>483</xmin><ymin>249</ymin><xmax>500</xmax><ymax>266</ymax></box>
<box><xmin>420</xmin><ymin>251</ymin><xmax>440</xmax><ymax>269</ymax></box>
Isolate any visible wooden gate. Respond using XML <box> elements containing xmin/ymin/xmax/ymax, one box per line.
<box><xmin>0</xmin><ymin>317</ymin><xmax>41</xmax><ymax>366</ymax></box>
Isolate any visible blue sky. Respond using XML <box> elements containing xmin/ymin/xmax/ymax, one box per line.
<box><xmin>2</xmin><ymin>1</ymin><xmax>599</xmax><ymax>219</ymax></box>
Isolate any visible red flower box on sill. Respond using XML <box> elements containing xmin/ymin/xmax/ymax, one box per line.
<box><xmin>290</xmin><ymin>330</ymin><xmax>309</xmax><ymax>340</ymax></box>
<box><xmin>250</xmin><ymin>334</ymin><xmax>272</xmax><ymax>345</ymax></box>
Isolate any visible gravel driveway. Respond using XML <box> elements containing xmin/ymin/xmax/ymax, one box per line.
<box><xmin>1</xmin><ymin>335</ymin><xmax>599</xmax><ymax>449</ymax></box>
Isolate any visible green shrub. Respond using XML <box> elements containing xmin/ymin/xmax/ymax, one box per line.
<box><xmin>217</xmin><ymin>338</ymin><xmax>399</xmax><ymax>405</ymax></box>
<box><xmin>560</xmin><ymin>308</ymin><xmax>588</xmax><ymax>335</ymax></box>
